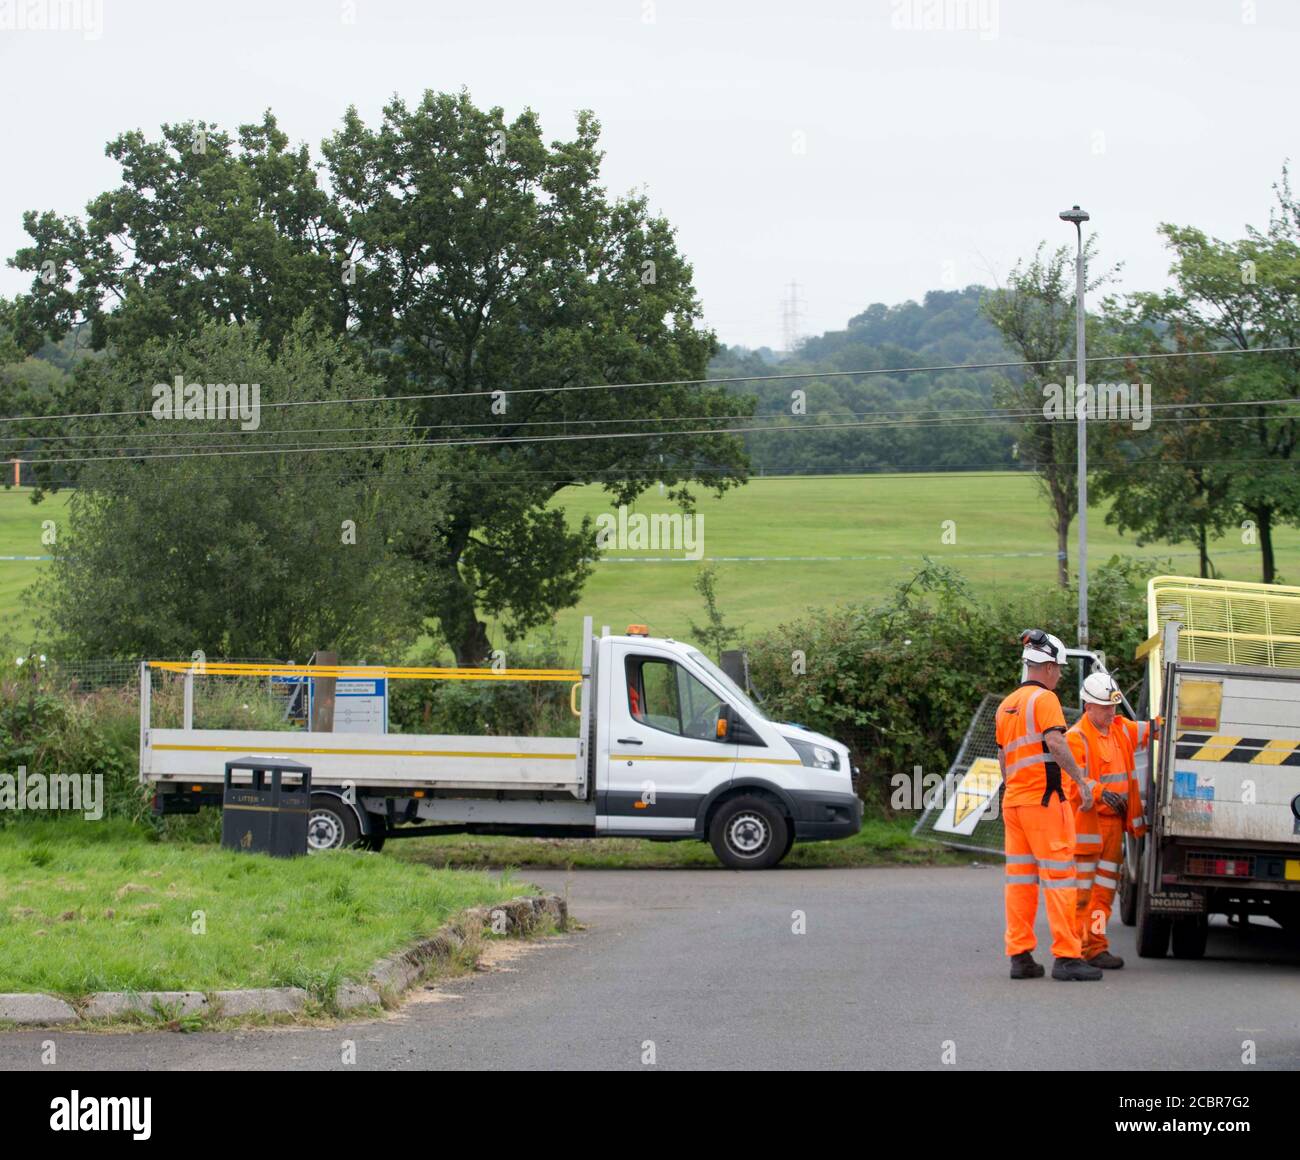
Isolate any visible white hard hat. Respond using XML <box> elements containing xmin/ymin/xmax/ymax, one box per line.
<box><xmin>1021</xmin><ymin>629</ymin><xmax>1067</xmax><ymax>665</ymax></box>
<box><xmin>1081</xmin><ymin>672</ymin><xmax>1123</xmax><ymax>705</ymax></box>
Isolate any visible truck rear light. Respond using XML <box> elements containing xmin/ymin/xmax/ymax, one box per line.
<box><xmin>1186</xmin><ymin>852</ymin><xmax>1255</xmax><ymax>878</ymax></box>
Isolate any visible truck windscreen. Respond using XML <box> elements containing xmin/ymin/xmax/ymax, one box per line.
<box><xmin>687</xmin><ymin>649</ymin><xmax>765</xmax><ymax>721</ymax></box>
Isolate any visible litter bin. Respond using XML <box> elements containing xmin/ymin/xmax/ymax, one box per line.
<box><xmin>221</xmin><ymin>757</ymin><xmax>312</xmax><ymax>858</ymax></box>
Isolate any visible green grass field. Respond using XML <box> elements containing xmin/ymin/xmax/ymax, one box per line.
<box><xmin>3</xmin><ymin>474</ymin><xmax>1298</xmax><ymax>657</ymax></box>
<box><xmin>0</xmin><ymin>820</ymin><xmax>531</xmax><ymax>998</ymax></box>
<box><xmin>529</xmin><ymin>472</ymin><xmax>1299</xmax><ymax>655</ymax></box>
<box><xmin>0</xmin><ymin>487</ymin><xmax>62</xmax><ymax>645</ymax></box>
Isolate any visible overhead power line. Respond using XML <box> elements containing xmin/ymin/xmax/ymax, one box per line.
<box><xmin>1</xmin><ymin>344</ymin><xmax>1296</xmax><ymax>427</ymax></box>
<box><xmin>16</xmin><ymin>402</ymin><xmax>1300</xmax><ymax>469</ymax></box>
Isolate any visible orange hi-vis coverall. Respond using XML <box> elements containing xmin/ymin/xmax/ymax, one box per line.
<box><xmin>1067</xmin><ymin>715</ymin><xmax>1151</xmax><ymax>957</ymax></box>
<box><xmin>996</xmin><ymin>681</ymin><xmax>1081</xmax><ymax>959</ymax></box>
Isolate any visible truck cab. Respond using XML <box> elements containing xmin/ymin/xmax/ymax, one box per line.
<box><xmin>595</xmin><ymin>629</ymin><xmax>862</xmax><ymax>865</ymax></box>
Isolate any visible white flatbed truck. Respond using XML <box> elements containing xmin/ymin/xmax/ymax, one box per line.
<box><xmin>142</xmin><ymin>620</ymin><xmax>862</xmax><ymax>869</ymax></box>
<box><xmin>1119</xmin><ymin>577</ymin><xmax>1300</xmax><ymax>956</ymax></box>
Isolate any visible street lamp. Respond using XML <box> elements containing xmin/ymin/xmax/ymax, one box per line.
<box><xmin>1059</xmin><ymin>204</ymin><xmax>1090</xmax><ymax>652</ymax></box>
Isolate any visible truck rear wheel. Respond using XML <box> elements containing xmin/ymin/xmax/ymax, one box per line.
<box><xmin>308</xmin><ymin>794</ymin><xmax>361</xmax><ymax>852</ymax></box>
<box><xmin>1135</xmin><ymin>858</ymin><xmax>1170</xmax><ymax>958</ymax></box>
<box><xmin>1170</xmin><ymin>915</ymin><xmax>1208</xmax><ymax>959</ymax></box>
<box><xmin>709</xmin><ymin>796</ymin><xmax>790</xmax><ymax>870</ymax></box>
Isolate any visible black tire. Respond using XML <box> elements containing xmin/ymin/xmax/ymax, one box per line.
<box><xmin>708</xmin><ymin>795</ymin><xmax>790</xmax><ymax>870</ymax></box>
<box><xmin>1170</xmin><ymin>915</ymin><xmax>1208</xmax><ymax>959</ymax></box>
<box><xmin>1135</xmin><ymin>858</ymin><xmax>1170</xmax><ymax>958</ymax></box>
<box><xmin>1118</xmin><ymin>837</ymin><xmax>1138</xmax><ymax>927</ymax></box>
<box><xmin>307</xmin><ymin>793</ymin><xmax>362</xmax><ymax>852</ymax></box>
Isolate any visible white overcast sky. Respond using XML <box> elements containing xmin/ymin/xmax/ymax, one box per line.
<box><xmin>1</xmin><ymin>0</ymin><xmax>1296</xmax><ymax>350</ymax></box>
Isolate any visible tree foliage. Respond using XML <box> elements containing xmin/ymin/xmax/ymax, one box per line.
<box><xmin>35</xmin><ymin>322</ymin><xmax>430</xmax><ymax>660</ymax></box>
<box><xmin>10</xmin><ymin>94</ymin><xmax>750</xmax><ymax>661</ymax></box>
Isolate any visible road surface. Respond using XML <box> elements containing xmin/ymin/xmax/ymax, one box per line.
<box><xmin>2</xmin><ymin>864</ymin><xmax>1296</xmax><ymax>1070</ymax></box>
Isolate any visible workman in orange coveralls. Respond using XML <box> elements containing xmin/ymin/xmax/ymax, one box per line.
<box><xmin>996</xmin><ymin>630</ymin><xmax>1102</xmax><ymax>981</ymax></box>
<box><xmin>1066</xmin><ymin>672</ymin><xmax>1153</xmax><ymax>969</ymax></box>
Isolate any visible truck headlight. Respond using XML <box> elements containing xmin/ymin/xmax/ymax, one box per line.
<box><xmin>790</xmin><ymin>738</ymin><xmax>839</xmax><ymax>770</ymax></box>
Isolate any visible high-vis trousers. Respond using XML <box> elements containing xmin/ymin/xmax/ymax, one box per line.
<box><xmin>1004</xmin><ymin>798</ymin><xmax>1081</xmax><ymax>959</ymax></box>
<box><xmin>1074</xmin><ymin>812</ymin><xmax>1124</xmax><ymax>958</ymax></box>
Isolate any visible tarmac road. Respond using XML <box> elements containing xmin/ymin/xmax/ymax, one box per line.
<box><xmin>2</xmin><ymin>864</ymin><xmax>1297</xmax><ymax>1071</ymax></box>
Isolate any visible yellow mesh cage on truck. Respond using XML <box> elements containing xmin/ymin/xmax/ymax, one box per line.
<box><xmin>1145</xmin><ymin>576</ymin><xmax>1300</xmax><ymax>712</ymax></box>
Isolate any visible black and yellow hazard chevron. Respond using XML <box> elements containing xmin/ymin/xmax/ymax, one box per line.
<box><xmin>1174</xmin><ymin>732</ymin><xmax>1300</xmax><ymax>765</ymax></box>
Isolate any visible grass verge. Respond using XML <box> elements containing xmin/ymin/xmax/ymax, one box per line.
<box><xmin>391</xmin><ymin>816</ymin><xmax>968</xmax><ymax>870</ymax></box>
<box><xmin>0</xmin><ymin>819</ymin><xmax>534</xmax><ymax>998</ymax></box>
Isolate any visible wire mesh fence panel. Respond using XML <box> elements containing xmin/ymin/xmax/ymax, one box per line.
<box><xmin>42</xmin><ymin>657</ymin><xmax>286</xmax><ymax>692</ymax></box>
<box><xmin>913</xmin><ymin>693</ymin><xmax>1082</xmax><ymax>856</ymax></box>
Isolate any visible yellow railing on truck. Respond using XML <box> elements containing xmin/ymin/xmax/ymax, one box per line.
<box><xmin>1144</xmin><ymin>575</ymin><xmax>1300</xmax><ymax>710</ymax></box>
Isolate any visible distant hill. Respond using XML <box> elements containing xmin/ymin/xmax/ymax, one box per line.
<box><xmin>709</xmin><ymin>286</ymin><xmax>1019</xmax><ymax>475</ymax></box>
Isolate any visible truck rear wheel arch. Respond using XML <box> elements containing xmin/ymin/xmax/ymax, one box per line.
<box><xmin>307</xmin><ymin>791</ymin><xmax>373</xmax><ymax>853</ymax></box>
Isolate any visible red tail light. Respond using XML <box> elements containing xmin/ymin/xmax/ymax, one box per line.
<box><xmin>1186</xmin><ymin>852</ymin><xmax>1254</xmax><ymax>878</ymax></box>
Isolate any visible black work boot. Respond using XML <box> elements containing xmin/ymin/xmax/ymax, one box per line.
<box><xmin>1052</xmin><ymin>956</ymin><xmax>1104</xmax><ymax>981</ymax></box>
<box><xmin>1009</xmin><ymin>951</ymin><xmax>1045</xmax><ymax>979</ymax></box>
<box><xmin>1087</xmin><ymin>951</ymin><xmax>1124</xmax><ymax>969</ymax></box>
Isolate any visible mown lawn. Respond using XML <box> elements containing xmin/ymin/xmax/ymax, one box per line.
<box><xmin>0</xmin><ymin>820</ymin><xmax>535</xmax><ymax>997</ymax></box>
<box><xmin>391</xmin><ymin>816</ymin><xmax>966</xmax><ymax>871</ymax></box>
<box><xmin>5</xmin><ymin>475</ymin><xmax>1298</xmax><ymax>656</ymax></box>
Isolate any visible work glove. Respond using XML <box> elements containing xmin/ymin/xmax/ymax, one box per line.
<box><xmin>1101</xmin><ymin>789</ymin><xmax>1127</xmax><ymax>814</ymax></box>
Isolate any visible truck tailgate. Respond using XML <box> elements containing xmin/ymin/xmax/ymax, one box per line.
<box><xmin>1163</xmin><ymin>667</ymin><xmax>1300</xmax><ymax>845</ymax></box>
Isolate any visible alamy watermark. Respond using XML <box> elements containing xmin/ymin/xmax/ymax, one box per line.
<box><xmin>1042</xmin><ymin>376</ymin><xmax>1151</xmax><ymax>431</ymax></box>
<box><xmin>595</xmin><ymin>505</ymin><xmax>705</xmax><ymax>561</ymax></box>
<box><xmin>151</xmin><ymin>375</ymin><xmax>261</xmax><ymax>430</ymax></box>
<box><xmin>0</xmin><ymin>766</ymin><xmax>103</xmax><ymax>821</ymax></box>
<box><xmin>890</xmin><ymin>0</ymin><xmax>998</xmax><ymax>40</ymax></box>
<box><xmin>0</xmin><ymin>0</ymin><xmax>103</xmax><ymax>39</ymax></box>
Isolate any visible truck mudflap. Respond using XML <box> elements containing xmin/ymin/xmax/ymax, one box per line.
<box><xmin>1146</xmin><ymin>886</ymin><xmax>1206</xmax><ymax>915</ymax></box>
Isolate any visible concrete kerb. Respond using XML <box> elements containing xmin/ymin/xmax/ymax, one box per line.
<box><xmin>0</xmin><ymin>893</ymin><xmax>568</xmax><ymax>1027</ymax></box>
<box><xmin>368</xmin><ymin>893</ymin><xmax>568</xmax><ymax>1003</ymax></box>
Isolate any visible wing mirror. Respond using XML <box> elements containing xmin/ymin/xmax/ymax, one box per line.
<box><xmin>717</xmin><ymin>706</ymin><xmax>763</xmax><ymax>746</ymax></box>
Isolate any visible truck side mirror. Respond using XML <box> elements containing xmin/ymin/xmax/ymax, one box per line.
<box><xmin>718</xmin><ymin>706</ymin><xmax>764</xmax><ymax>747</ymax></box>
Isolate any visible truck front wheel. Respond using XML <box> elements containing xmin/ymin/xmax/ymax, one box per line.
<box><xmin>709</xmin><ymin>796</ymin><xmax>790</xmax><ymax>870</ymax></box>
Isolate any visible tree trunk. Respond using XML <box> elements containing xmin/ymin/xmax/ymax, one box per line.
<box><xmin>1055</xmin><ymin>504</ymin><xmax>1070</xmax><ymax>588</ymax></box>
<box><xmin>452</xmin><ymin>617</ymin><xmax>492</xmax><ymax>667</ymax></box>
<box><xmin>437</xmin><ymin>562</ymin><xmax>492</xmax><ymax>665</ymax></box>
<box><xmin>435</xmin><ymin>519</ymin><xmax>494</xmax><ymax>666</ymax></box>
<box><xmin>1198</xmin><ymin>521</ymin><xmax>1209</xmax><ymax>579</ymax></box>
<box><xmin>1256</xmin><ymin>506</ymin><xmax>1276</xmax><ymax>584</ymax></box>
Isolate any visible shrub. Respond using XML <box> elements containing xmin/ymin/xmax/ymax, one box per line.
<box><xmin>745</xmin><ymin>556</ymin><xmax>1162</xmax><ymax>815</ymax></box>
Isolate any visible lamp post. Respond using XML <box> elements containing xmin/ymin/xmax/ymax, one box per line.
<box><xmin>1059</xmin><ymin>204</ymin><xmax>1090</xmax><ymax>651</ymax></box>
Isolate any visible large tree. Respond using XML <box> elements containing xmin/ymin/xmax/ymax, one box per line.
<box><xmin>1128</xmin><ymin>169</ymin><xmax>1300</xmax><ymax>583</ymax></box>
<box><xmin>1089</xmin><ymin>326</ymin><xmax>1236</xmax><ymax>578</ymax></box>
<box><xmin>11</xmin><ymin>94</ymin><xmax>750</xmax><ymax>661</ymax></box>
<box><xmin>35</xmin><ymin>321</ymin><xmax>429</xmax><ymax>659</ymax></box>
